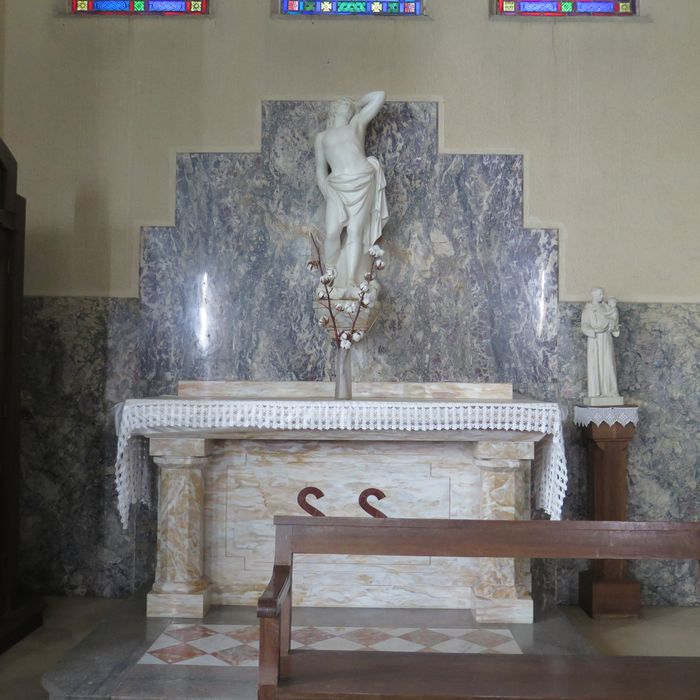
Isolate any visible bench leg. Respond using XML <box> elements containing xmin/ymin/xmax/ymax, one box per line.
<box><xmin>280</xmin><ymin>584</ymin><xmax>292</xmax><ymax>657</ymax></box>
<box><xmin>258</xmin><ymin>686</ymin><xmax>276</xmax><ymax>700</ymax></box>
<box><xmin>259</xmin><ymin>617</ymin><xmax>281</xmax><ymax>688</ymax></box>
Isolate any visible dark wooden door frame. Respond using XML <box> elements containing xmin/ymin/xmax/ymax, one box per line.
<box><xmin>0</xmin><ymin>138</ymin><xmax>43</xmax><ymax>653</ymax></box>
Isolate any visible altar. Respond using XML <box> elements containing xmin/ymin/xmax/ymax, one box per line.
<box><xmin>115</xmin><ymin>381</ymin><xmax>566</xmax><ymax>625</ymax></box>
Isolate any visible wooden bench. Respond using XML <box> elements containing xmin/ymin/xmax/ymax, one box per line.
<box><xmin>257</xmin><ymin>517</ymin><xmax>700</xmax><ymax>700</ymax></box>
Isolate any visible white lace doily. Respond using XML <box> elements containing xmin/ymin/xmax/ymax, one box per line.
<box><xmin>114</xmin><ymin>398</ymin><xmax>568</xmax><ymax>527</ymax></box>
<box><xmin>573</xmin><ymin>405</ymin><xmax>639</xmax><ymax>428</ymax></box>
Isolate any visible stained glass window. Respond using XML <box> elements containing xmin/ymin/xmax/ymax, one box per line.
<box><xmin>71</xmin><ymin>1</ymin><xmax>208</xmax><ymax>15</ymax></box>
<box><xmin>281</xmin><ymin>1</ymin><xmax>422</xmax><ymax>16</ymax></box>
<box><xmin>495</xmin><ymin>1</ymin><xmax>636</xmax><ymax>16</ymax></box>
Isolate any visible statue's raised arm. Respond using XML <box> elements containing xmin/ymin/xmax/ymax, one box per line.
<box><xmin>352</xmin><ymin>91</ymin><xmax>386</xmax><ymax>131</ymax></box>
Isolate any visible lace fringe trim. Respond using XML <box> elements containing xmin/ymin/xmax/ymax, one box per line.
<box><xmin>114</xmin><ymin>399</ymin><xmax>568</xmax><ymax>527</ymax></box>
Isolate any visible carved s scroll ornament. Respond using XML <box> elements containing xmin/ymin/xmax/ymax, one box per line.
<box><xmin>297</xmin><ymin>486</ymin><xmax>326</xmax><ymax>516</ymax></box>
<box><xmin>296</xmin><ymin>486</ymin><xmax>388</xmax><ymax>518</ymax></box>
<box><xmin>359</xmin><ymin>488</ymin><xmax>387</xmax><ymax>518</ymax></box>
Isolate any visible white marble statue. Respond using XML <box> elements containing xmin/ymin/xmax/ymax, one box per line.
<box><xmin>314</xmin><ymin>91</ymin><xmax>389</xmax><ymax>296</ymax></box>
<box><xmin>580</xmin><ymin>287</ymin><xmax>624</xmax><ymax>406</ymax></box>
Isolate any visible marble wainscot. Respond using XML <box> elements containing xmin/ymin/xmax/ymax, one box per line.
<box><xmin>116</xmin><ymin>381</ymin><xmax>568</xmax><ymax>625</ymax></box>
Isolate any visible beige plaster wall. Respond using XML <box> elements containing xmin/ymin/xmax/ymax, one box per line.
<box><xmin>3</xmin><ymin>0</ymin><xmax>700</xmax><ymax>301</ymax></box>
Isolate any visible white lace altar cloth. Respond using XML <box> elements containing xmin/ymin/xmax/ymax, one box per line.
<box><xmin>114</xmin><ymin>398</ymin><xmax>567</xmax><ymax>527</ymax></box>
<box><xmin>573</xmin><ymin>405</ymin><xmax>639</xmax><ymax>428</ymax></box>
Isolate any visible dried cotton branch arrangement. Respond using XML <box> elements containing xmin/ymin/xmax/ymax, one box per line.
<box><xmin>308</xmin><ymin>234</ymin><xmax>386</xmax><ymax>349</ymax></box>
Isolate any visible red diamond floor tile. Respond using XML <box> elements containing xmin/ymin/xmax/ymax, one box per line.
<box><xmin>148</xmin><ymin>643</ymin><xmax>208</xmax><ymax>664</ymax></box>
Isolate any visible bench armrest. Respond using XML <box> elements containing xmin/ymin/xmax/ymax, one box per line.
<box><xmin>258</xmin><ymin>565</ymin><xmax>291</xmax><ymax>618</ymax></box>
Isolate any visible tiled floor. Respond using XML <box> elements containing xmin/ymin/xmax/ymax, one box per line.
<box><xmin>2</xmin><ymin>596</ymin><xmax>699</xmax><ymax>700</ymax></box>
<box><xmin>40</xmin><ymin>598</ymin><xmax>590</xmax><ymax>699</ymax></box>
<box><xmin>138</xmin><ymin>623</ymin><xmax>521</xmax><ymax>666</ymax></box>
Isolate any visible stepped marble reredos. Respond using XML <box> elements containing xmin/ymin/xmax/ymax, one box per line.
<box><xmin>140</xmin><ymin>101</ymin><xmax>559</xmax><ymax>401</ymax></box>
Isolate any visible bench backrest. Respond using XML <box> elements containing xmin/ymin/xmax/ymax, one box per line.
<box><xmin>272</xmin><ymin>516</ymin><xmax>700</xmax><ymax>563</ymax></box>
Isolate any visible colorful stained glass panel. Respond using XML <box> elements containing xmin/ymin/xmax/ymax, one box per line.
<box><xmin>281</xmin><ymin>1</ymin><xmax>422</xmax><ymax>15</ymax></box>
<box><xmin>496</xmin><ymin>0</ymin><xmax>636</xmax><ymax>16</ymax></box>
<box><xmin>71</xmin><ymin>0</ymin><xmax>207</xmax><ymax>14</ymax></box>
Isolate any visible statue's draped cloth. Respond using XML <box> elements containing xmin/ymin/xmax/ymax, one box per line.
<box><xmin>325</xmin><ymin>156</ymin><xmax>389</xmax><ymax>252</ymax></box>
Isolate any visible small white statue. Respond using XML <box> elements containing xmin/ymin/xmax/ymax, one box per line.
<box><xmin>314</xmin><ymin>91</ymin><xmax>389</xmax><ymax>296</ymax></box>
<box><xmin>580</xmin><ymin>287</ymin><xmax>624</xmax><ymax>406</ymax></box>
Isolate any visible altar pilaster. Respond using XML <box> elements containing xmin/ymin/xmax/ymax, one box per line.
<box><xmin>146</xmin><ymin>438</ymin><xmax>213</xmax><ymax>618</ymax></box>
<box><xmin>473</xmin><ymin>441</ymin><xmax>534</xmax><ymax>624</ymax></box>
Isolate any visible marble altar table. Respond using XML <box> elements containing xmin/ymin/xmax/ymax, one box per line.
<box><xmin>114</xmin><ymin>382</ymin><xmax>567</xmax><ymax>624</ymax></box>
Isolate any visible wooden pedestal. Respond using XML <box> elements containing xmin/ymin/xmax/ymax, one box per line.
<box><xmin>579</xmin><ymin>571</ymin><xmax>641</xmax><ymax>618</ymax></box>
<box><xmin>578</xmin><ymin>421</ymin><xmax>641</xmax><ymax>618</ymax></box>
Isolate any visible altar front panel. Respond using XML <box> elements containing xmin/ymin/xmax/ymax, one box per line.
<box><xmin>202</xmin><ymin>439</ymin><xmax>527</xmax><ymax>610</ymax></box>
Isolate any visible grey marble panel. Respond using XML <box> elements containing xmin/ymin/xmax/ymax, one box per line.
<box><xmin>20</xmin><ymin>297</ymin><xmax>155</xmax><ymax>597</ymax></box>
<box><xmin>140</xmin><ymin>102</ymin><xmax>558</xmax><ymax>400</ymax></box>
